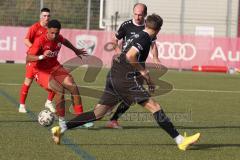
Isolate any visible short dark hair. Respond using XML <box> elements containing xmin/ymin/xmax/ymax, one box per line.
<box><xmin>145</xmin><ymin>14</ymin><xmax>163</xmax><ymax>31</ymax></box>
<box><xmin>41</xmin><ymin>8</ymin><xmax>50</xmax><ymax>13</ymax></box>
<box><xmin>133</xmin><ymin>3</ymin><xmax>147</xmax><ymax>16</ymax></box>
<box><xmin>48</xmin><ymin>19</ymin><xmax>61</xmax><ymax>29</ymax></box>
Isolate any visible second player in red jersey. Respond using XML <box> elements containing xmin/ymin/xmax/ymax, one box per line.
<box><xmin>18</xmin><ymin>8</ymin><xmax>56</xmax><ymax>113</ymax></box>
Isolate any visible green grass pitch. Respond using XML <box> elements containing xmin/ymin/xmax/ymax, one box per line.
<box><xmin>0</xmin><ymin>63</ymin><xmax>240</xmax><ymax>160</ymax></box>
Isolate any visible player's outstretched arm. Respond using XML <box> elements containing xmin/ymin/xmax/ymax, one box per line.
<box><xmin>63</xmin><ymin>38</ymin><xmax>88</xmax><ymax>58</ymax></box>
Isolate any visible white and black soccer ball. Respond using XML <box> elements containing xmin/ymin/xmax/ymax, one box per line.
<box><xmin>38</xmin><ymin>109</ymin><xmax>55</xmax><ymax>127</ymax></box>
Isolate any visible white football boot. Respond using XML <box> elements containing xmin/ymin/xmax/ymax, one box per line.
<box><xmin>18</xmin><ymin>104</ymin><xmax>27</xmax><ymax>113</ymax></box>
<box><xmin>45</xmin><ymin>100</ymin><xmax>56</xmax><ymax>113</ymax></box>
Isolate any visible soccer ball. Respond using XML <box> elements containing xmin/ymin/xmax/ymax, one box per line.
<box><xmin>38</xmin><ymin>109</ymin><xmax>55</xmax><ymax>127</ymax></box>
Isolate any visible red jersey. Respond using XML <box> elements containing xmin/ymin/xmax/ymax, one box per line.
<box><xmin>25</xmin><ymin>22</ymin><xmax>47</xmax><ymax>43</ymax></box>
<box><xmin>28</xmin><ymin>33</ymin><xmax>65</xmax><ymax>71</ymax></box>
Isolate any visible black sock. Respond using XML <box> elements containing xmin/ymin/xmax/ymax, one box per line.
<box><xmin>66</xmin><ymin>111</ymin><xmax>96</xmax><ymax>129</ymax></box>
<box><xmin>153</xmin><ymin>110</ymin><xmax>179</xmax><ymax>138</ymax></box>
<box><xmin>110</xmin><ymin>102</ymin><xmax>130</xmax><ymax>121</ymax></box>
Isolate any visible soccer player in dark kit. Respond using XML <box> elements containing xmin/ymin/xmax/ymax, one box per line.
<box><xmin>51</xmin><ymin>14</ymin><xmax>200</xmax><ymax>151</ymax></box>
<box><xmin>106</xmin><ymin>3</ymin><xmax>161</xmax><ymax>129</ymax></box>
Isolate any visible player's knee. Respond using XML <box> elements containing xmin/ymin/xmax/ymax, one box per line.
<box><xmin>154</xmin><ymin>103</ymin><xmax>161</xmax><ymax>111</ymax></box>
<box><xmin>64</xmin><ymin>76</ymin><xmax>75</xmax><ymax>84</ymax></box>
<box><xmin>94</xmin><ymin>112</ymin><xmax>105</xmax><ymax>120</ymax></box>
<box><xmin>24</xmin><ymin>78</ymin><xmax>33</xmax><ymax>86</ymax></box>
<box><xmin>143</xmin><ymin>99</ymin><xmax>161</xmax><ymax>113</ymax></box>
<box><xmin>63</xmin><ymin>77</ymin><xmax>77</xmax><ymax>89</ymax></box>
<box><xmin>93</xmin><ymin>104</ymin><xmax>109</xmax><ymax>119</ymax></box>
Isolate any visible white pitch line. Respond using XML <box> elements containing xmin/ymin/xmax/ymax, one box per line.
<box><xmin>173</xmin><ymin>88</ymin><xmax>240</xmax><ymax>94</ymax></box>
<box><xmin>0</xmin><ymin>83</ymin><xmax>21</xmax><ymax>86</ymax></box>
<box><xmin>0</xmin><ymin>82</ymin><xmax>239</xmax><ymax>94</ymax></box>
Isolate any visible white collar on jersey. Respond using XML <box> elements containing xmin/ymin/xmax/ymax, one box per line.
<box><xmin>132</xmin><ymin>19</ymin><xmax>145</xmax><ymax>27</ymax></box>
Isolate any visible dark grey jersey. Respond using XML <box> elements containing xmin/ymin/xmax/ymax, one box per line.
<box><xmin>111</xmin><ymin>30</ymin><xmax>153</xmax><ymax>80</ymax></box>
<box><xmin>115</xmin><ymin>19</ymin><xmax>156</xmax><ymax>52</ymax></box>
<box><xmin>115</xmin><ymin>19</ymin><xmax>145</xmax><ymax>49</ymax></box>
<box><xmin>122</xmin><ymin>31</ymin><xmax>152</xmax><ymax>64</ymax></box>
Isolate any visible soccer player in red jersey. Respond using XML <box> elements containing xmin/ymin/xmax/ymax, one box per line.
<box><xmin>19</xmin><ymin>8</ymin><xmax>56</xmax><ymax>113</ymax></box>
<box><xmin>19</xmin><ymin>8</ymin><xmax>85</xmax><ymax>116</ymax></box>
<box><xmin>26</xmin><ymin>19</ymin><xmax>88</xmax><ymax>130</ymax></box>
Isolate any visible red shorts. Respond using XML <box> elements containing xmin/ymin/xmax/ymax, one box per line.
<box><xmin>34</xmin><ymin>65</ymin><xmax>70</xmax><ymax>91</ymax></box>
<box><xmin>25</xmin><ymin>62</ymin><xmax>37</xmax><ymax>79</ymax></box>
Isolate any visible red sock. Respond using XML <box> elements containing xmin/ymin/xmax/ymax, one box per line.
<box><xmin>74</xmin><ymin>104</ymin><xmax>83</xmax><ymax>115</ymax></box>
<box><xmin>47</xmin><ymin>91</ymin><xmax>55</xmax><ymax>101</ymax></box>
<box><xmin>19</xmin><ymin>84</ymin><xmax>30</xmax><ymax>104</ymax></box>
<box><xmin>56</xmin><ymin>106</ymin><xmax>65</xmax><ymax>117</ymax></box>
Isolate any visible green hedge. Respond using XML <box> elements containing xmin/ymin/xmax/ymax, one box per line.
<box><xmin>0</xmin><ymin>0</ymin><xmax>100</xmax><ymax>29</ymax></box>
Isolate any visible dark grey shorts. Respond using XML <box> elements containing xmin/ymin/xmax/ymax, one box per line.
<box><xmin>98</xmin><ymin>71</ymin><xmax>150</xmax><ymax>106</ymax></box>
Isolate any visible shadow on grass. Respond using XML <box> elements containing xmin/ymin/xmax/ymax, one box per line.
<box><xmin>190</xmin><ymin>144</ymin><xmax>240</xmax><ymax>150</ymax></box>
<box><xmin>99</xmin><ymin>125</ymin><xmax>240</xmax><ymax>130</ymax></box>
<box><xmin>64</xmin><ymin>143</ymin><xmax>175</xmax><ymax>146</ymax></box>
<box><xmin>64</xmin><ymin>143</ymin><xmax>240</xmax><ymax>150</ymax></box>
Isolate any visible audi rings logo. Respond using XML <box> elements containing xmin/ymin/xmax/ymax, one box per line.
<box><xmin>156</xmin><ymin>42</ymin><xmax>197</xmax><ymax>61</ymax></box>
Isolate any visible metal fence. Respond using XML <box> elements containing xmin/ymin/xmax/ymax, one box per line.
<box><xmin>0</xmin><ymin>0</ymin><xmax>100</xmax><ymax>29</ymax></box>
<box><xmin>0</xmin><ymin>0</ymin><xmax>239</xmax><ymax>36</ymax></box>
